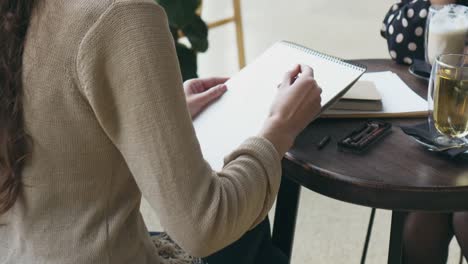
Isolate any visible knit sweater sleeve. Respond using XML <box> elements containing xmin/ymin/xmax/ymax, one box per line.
<box><xmin>75</xmin><ymin>0</ymin><xmax>281</xmax><ymax>257</ymax></box>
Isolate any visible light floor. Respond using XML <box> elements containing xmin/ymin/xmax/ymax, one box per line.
<box><xmin>141</xmin><ymin>0</ymin><xmax>464</xmax><ymax>263</ymax></box>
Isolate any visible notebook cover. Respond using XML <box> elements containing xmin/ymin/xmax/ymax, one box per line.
<box><xmin>322</xmin><ymin>71</ymin><xmax>428</xmax><ymax>119</ymax></box>
<box><xmin>341</xmin><ymin>81</ymin><xmax>382</xmax><ymax>101</ymax></box>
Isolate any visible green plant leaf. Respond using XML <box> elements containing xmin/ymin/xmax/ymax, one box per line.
<box><xmin>155</xmin><ymin>0</ymin><xmax>205</xmax><ymax>80</ymax></box>
<box><xmin>182</xmin><ymin>15</ymin><xmax>209</xmax><ymax>52</ymax></box>
<box><xmin>156</xmin><ymin>0</ymin><xmax>200</xmax><ymax>28</ymax></box>
<box><xmin>175</xmin><ymin>43</ymin><xmax>198</xmax><ymax>81</ymax></box>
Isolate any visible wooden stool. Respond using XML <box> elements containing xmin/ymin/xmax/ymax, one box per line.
<box><xmin>199</xmin><ymin>0</ymin><xmax>246</xmax><ymax>69</ymax></box>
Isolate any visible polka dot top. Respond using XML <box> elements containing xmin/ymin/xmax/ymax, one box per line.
<box><xmin>380</xmin><ymin>0</ymin><xmax>468</xmax><ymax>65</ymax></box>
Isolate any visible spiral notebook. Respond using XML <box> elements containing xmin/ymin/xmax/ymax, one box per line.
<box><xmin>193</xmin><ymin>41</ymin><xmax>367</xmax><ymax>170</ymax></box>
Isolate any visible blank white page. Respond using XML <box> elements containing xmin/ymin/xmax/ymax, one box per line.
<box><xmin>323</xmin><ymin>71</ymin><xmax>428</xmax><ymax>118</ymax></box>
<box><xmin>194</xmin><ymin>41</ymin><xmax>366</xmax><ymax>170</ymax></box>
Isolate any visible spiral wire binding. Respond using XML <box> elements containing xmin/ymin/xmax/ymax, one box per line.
<box><xmin>280</xmin><ymin>41</ymin><xmax>367</xmax><ymax>72</ymax></box>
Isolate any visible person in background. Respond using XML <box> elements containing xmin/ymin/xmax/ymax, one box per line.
<box><xmin>382</xmin><ymin>1</ymin><xmax>468</xmax><ymax>263</ymax></box>
<box><xmin>381</xmin><ymin>0</ymin><xmax>468</xmax><ymax>65</ymax></box>
<box><xmin>0</xmin><ymin>0</ymin><xmax>322</xmax><ymax>264</ymax></box>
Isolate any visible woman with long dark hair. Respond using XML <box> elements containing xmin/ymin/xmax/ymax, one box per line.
<box><xmin>0</xmin><ymin>0</ymin><xmax>322</xmax><ymax>263</ymax></box>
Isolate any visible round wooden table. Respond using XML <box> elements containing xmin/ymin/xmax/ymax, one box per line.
<box><xmin>271</xmin><ymin>59</ymin><xmax>468</xmax><ymax>264</ymax></box>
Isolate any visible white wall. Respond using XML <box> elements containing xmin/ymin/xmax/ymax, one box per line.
<box><xmin>198</xmin><ymin>0</ymin><xmax>397</xmax><ymax>77</ymax></box>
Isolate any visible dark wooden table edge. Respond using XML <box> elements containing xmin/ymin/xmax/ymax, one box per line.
<box><xmin>272</xmin><ymin>58</ymin><xmax>468</xmax><ymax>264</ymax></box>
<box><xmin>283</xmin><ymin>154</ymin><xmax>468</xmax><ymax>212</ymax></box>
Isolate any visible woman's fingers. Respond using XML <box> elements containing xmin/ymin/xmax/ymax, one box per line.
<box><xmin>198</xmin><ymin>77</ymin><xmax>230</xmax><ymax>90</ymax></box>
<box><xmin>299</xmin><ymin>64</ymin><xmax>314</xmax><ymax>78</ymax></box>
<box><xmin>184</xmin><ymin>77</ymin><xmax>229</xmax><ymax>95</ymax></box>
<box><xmin>281</xmin><ymin>64</ymin><xmax>301</xmax><ymax>87</ymax></box>
<box><xmin>195</xmin><ymin>84</ymin><xmax>227</xmax><ymax>106</ymax></box>
<box><xmin>187</xmin><ymin>84</ymin><xmax>227</xmax><ymax>118</ymax></box>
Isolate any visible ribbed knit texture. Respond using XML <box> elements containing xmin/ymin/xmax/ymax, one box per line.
<box><xmin>0</xmin><ymin>0</ymin><xmax>282</xmax><ymax>263</ymax></box>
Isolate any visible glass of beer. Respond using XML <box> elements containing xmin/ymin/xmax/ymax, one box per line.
<box><xmin>428</xmin><ymin>53</ymin><xmax>468</xmax><ymax>147</ymax></box>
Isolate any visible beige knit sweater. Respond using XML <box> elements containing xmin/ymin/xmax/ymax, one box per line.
<box><xmin>0</xmin><ymin>0</ymin><xmax>282</xmax><ymax>263</ymax></box>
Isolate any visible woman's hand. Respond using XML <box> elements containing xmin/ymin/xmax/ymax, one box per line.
<box><xmin>260</xmin><ymin>65</ymin><xmax>322</xmax><ymax>155</ymax></box>
<box><xmin>184</xmin><ymin>77</ymin><xmax>228</xmax><ymax>119</ymax></box>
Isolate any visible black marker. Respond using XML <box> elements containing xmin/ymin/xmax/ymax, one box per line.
<box><xmin>317</xmin><ymin>136</ymin><xmax>331</xmax><ymax>150</ymax></box>
<box><xmin>351</xmin><ymin>123</ymin><xmax>378</xmax><ymax>142</ymax></box>
<box><xmin>357</xmin><ymin>126</ymin><xmax>386</xmax><ymax>148</ymax></box>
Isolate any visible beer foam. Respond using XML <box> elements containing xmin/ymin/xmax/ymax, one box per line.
<box><xmin>426</xmin><ymin>5</ymin><xmax>468</xmax><ymax>65</ymax></box>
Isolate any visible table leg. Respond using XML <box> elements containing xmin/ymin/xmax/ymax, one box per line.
<box><xmin>272</xmin><ymin>174</ymin><xmax>301</xmax><ymax>260</ymax></box>
<box><xmin>388</xmin><ymin>211</ymin><xmax>407</xmax><ymax>264</ymax></box>
<box><xmin>361</xmin><ymin>208</ymin><xmax>377</xmax><ymax>264</ymax></box>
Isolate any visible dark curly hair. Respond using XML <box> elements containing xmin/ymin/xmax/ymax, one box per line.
<box><xmin>0</xmin><ymin>0</ymin><xmax>35</xmax><ymax>214</ymax></box>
